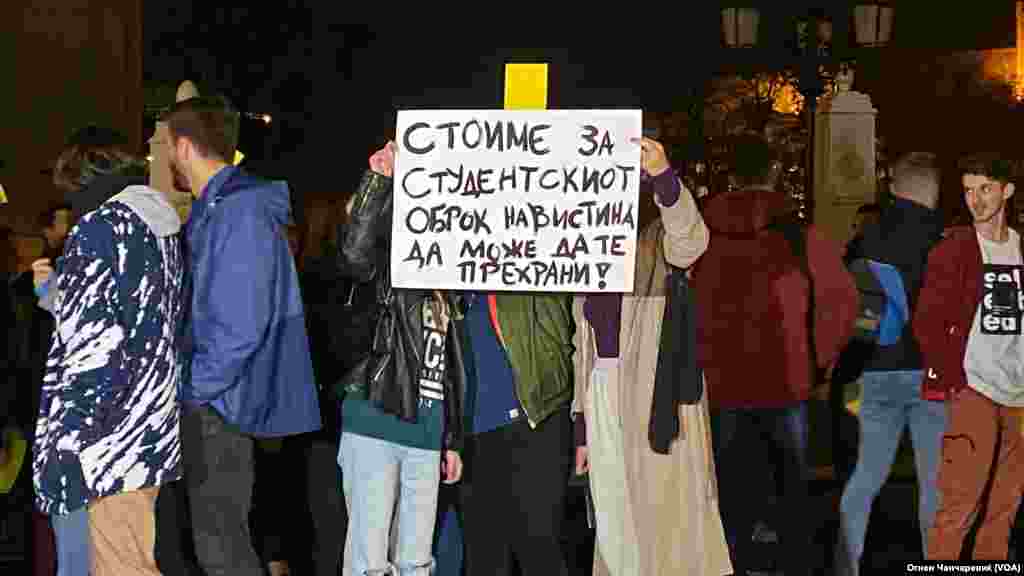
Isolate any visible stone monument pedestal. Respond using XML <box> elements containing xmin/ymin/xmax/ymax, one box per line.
<box><xmin>813</xmin><ymin>89</ymin><xmax>877</xmax><ymax>244</ymax></box>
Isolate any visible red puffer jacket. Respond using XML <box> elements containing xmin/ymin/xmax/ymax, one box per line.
<box><xmin>693</xmin><ymin>188</ymin><xmax>858</xmax><ymax>409</ymax></box>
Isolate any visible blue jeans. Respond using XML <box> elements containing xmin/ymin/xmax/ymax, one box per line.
<box><xmin>338</xmin><ymin>433</ymin><xmax>441</xmax><ymax>576</ymax></box>
<box><xmin>52</xmin><ymin>507</ymin><xmax>90</xmax><ymax>576</ymax></box>
<box><xmin>837</xmin><ymin>371</ymin><xmax>946</xmax><ymax>575</ymax></box>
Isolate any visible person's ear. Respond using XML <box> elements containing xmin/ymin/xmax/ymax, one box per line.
<box><xmin>174</xmin><ymin>137</ymin><xmax>191</xmax><ymax>163</ymax></box>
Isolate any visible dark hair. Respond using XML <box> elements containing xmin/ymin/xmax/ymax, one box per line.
<box><xmin>958</xmin><ymin>153</ymin><xmax>1018</xmax><ymax>183</ymax></box>
<box><xmin>36</xmin><ymin>203</ymin><xmax>72</xmax><ymax>231</ymax></box>
<box><xmin>53</xmin><ymin>126</ymin><xmax>145</xmax><ymax>193</ymax></box>
<box><xmin>731</xmin><ymin>133</ymin><xmax>778</xmax><ymax>188</ymax></box>
<box><xmin>163</xmin><ymin>95</ymin><xmax>240</xmax><ymax>163</ymax></box>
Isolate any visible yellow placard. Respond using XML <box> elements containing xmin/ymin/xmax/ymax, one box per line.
<box><xmin>504</xmin><ymin>63</ymin><xmax>548</xmax><ymax>110</ymax></box>
<box><xmin>0</xmin><ymin>183</ymin><xmax>7</xmax><ymax>204</ymax></box>
<box><xmin>234</xmin><ymin>150</ymin><xmax>245</xmax><ymax>165</ymax></box>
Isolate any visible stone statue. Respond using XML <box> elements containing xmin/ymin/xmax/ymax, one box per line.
<box><xmin>834</xmin><ymin>64</ymin><xmax>855</xmax><ymax>93</ymax></box>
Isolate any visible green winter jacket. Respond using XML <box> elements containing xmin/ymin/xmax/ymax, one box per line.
<box><xmin>491</xmin><ymin>293</ymin><xmax>574</xmax><ymax>428</ymax></box>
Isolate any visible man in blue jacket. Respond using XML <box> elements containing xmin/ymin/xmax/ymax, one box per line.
<box><xmin>164</xmin><ymin>96</ymin><xmax>321</xmax><ymax>575</ymax></box>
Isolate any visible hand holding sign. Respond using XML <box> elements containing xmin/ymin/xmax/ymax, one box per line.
<box><xmin>632</xmin><ymin>137</ymin><xmax>670</xmax><ymax>178</ymax></box>
<box><xmin>369</xmin><ymin>141</ymin><xmax>397</xmax><ymax>177</ymax></box>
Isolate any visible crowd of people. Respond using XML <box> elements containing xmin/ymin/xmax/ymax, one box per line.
<box><xmin>2</xmin><ymin>93</ymin><xmax>1023</xmax><ymax>576</ymax></box>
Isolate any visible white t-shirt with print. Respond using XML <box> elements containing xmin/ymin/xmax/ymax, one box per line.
<box><xmin>965</xmin><ymin>228</ymin><xmax>1024</xmax><ymax>406</ymax></box>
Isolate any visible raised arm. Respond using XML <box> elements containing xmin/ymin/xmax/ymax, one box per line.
<box><xmin>633</xmin><ymin>137</ymin><xmax>709</xmax><ymax>269</ymax></box>
<box><xmin>655</xmin><ymin>174</ymin><xmax>709</xmax><ymax>269</ymax></box>
<box><xmin>338</xmin><ymin>142</ymin><xmax>396</xmax><ymax>282</ymax></box>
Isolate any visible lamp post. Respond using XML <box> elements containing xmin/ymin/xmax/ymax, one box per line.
<box><xmin>797</xmin><ymin>11</ymin><xmax>831</xmax><ymax>223</ymax></box>
<box><xmin>721</xmin><ymin>7</ymin><xmax>759</xmax><ymax>49</ymax></box>
<box><xmin>853</xmin><ymin>2</ymin><xmax>894</xmax><ymax>48</ymax></box>
<box><xmin>720</xmin><ymin>3</ymin><xmax>893</xmax><ymax>223</ymax></box>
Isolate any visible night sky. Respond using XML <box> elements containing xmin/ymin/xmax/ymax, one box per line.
<box><xmin>142</xmin><ymin>3</ymin><xmax>1019</xmax><ymax>191</ymax></box>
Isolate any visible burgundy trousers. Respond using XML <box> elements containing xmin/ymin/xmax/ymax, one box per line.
<box><xmin>33</xmin><ymin>511</ymin><xmax>55</xmax><ymax>576</ymax></box>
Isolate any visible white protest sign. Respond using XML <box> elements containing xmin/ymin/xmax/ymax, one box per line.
<box><xmin>391</xmin><ymin>109</ymin><xmax>642</xmax><ymax>292</ymax></box>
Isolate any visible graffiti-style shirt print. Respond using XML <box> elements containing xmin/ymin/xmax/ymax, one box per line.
<box><xmin>965</xmin><ymin>229</ymin><xmax>1024</xmax><ymax>407</ymax></box>
<box><xmin>980</xmin><ymin>264</ymin><xmax>1024</xmax><ymax>335</ymax></box>
<box><xmin>418</xmin><ymin>301</ymin><xmax>448</xmax><ymax>408</ymax></box>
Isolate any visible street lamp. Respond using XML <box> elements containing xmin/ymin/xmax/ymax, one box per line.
<box><xmin>720</xmin><ymin>5</ymin><xmax>893</xmax><ymax>222</ymax></box>
<box><xmin>853</xmin><ymin>2</ymin><xmax>894</xmax><ymax>47</ymax></box>
<box><xmin>721</xmin><ymin>7</ymin><xmax>759</xmax><ymax>48</ymax></box>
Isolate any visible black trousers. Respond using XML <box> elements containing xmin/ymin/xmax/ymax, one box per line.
<box><xmin>253</xmin><ymin>438</ymin><xmax>293</xmax><ymax>565</ymax></box>
<box><xmin>182</xmin><ymin>405</ymin><xmax>263</xmax><ymax>576</ymax></box>
<box><xmin>305</xmin><ymin>437</ymin><xmax>346</xmax><ymax>576</ymax></box>
<box><xmin>154</xmin><ymin>480</ymin><xmax>204</xmax><ymax>575</ymax></box>
<box><xmin>459</xmin><ymin>410</ymin><xmax>571</xmax><ymax>576</ymax></box>
<box><xmin>712</xmin><ymin>406</ymin><xmax>812</xmax><ymax>576</ymax></box>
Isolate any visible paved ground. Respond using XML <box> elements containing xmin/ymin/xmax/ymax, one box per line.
<box><xmin>0</xmin><ymin>393</ymin><xmax>1015</xmax><ymax>574</ymax></box>
<box><xmin>0</xmin><ymin>479</ymin><xmax>1016</xmax><ymax>574</ymax></box>
<box><xmin>561</xmin><ymin>479</ymin><xmax>924</xmax><ymax>575</ymax></box>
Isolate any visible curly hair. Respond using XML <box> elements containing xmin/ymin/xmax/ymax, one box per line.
<box><xmin>958</xmin><ymin>152</ymin><xmax>1018</xmax><ymax>184</ymax></box>
<box><xmin>53</xmin><ymin>125</ymin><xmax>147</xmax><ymax>193</ymax></box>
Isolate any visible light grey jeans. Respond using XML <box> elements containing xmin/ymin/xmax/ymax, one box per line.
<box><xmin>836</xmin><ymin>370</ymin><xmax>946</xmax><ymax>575</ymax></box>
<box><xmin>52</xmin><ymin>507</ymin><xmax>91</xmax><ymax>576</ymax></box>
<box><xmin>338</xmin><ymin>432</ymin><xmax>440</xmax><ymax>576</ymax></box>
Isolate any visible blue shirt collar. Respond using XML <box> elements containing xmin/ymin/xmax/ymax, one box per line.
<box><xmin>199</xmin><ymin>165</ymin><xmax>239</xmax><ymax>205</ymax></box>
<box><xmin>187</xmin><ymin>165</ymin><xmax>238</xmax><ymax>230</ymax></box>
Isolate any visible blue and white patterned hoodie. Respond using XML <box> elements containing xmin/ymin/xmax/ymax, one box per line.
<box><xmin>33</xmin><ymin>181</ymin><xmax>185</xmax><ymax>516</ymax></box>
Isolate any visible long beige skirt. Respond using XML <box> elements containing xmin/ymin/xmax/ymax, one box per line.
<box><xmin>586</xmin><ymin>360</ymin><xmax>732</xmax><ymax>576</ymax></box>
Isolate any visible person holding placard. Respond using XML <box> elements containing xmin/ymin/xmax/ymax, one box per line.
<box><xmin>571</xmin><ymin>137</ymin><xmax>732</xmax><ymax>576</ymax></box>
<box><xmin>335</xmin><ymin>141</ymin><xmax>466</xmax><ymax>576</ymax></box>
<box><xmin>455</xmin><ymin>261</ymin><xmax>575</xmax><ymax>575</ymax></box>
<box><xmin>387</xmin><ymin>108</ymin><xmax>637</xmax><ymax>575</ymax></box>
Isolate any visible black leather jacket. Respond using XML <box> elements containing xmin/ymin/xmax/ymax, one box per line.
<box><xmin>338</xmin><ymin>170</ymin><xmax>465</xmax><ymax>452</ymax></box>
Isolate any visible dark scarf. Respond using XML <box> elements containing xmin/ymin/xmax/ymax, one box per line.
<box><xmin>587</xmin><ymin>213</ymin><xmax>703</xmax><ymax>454</ymax></box>
<box><xmin>649</xmin><ymin>265</ymin><xmax>702</xmax><ymax>454</ymax></box>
